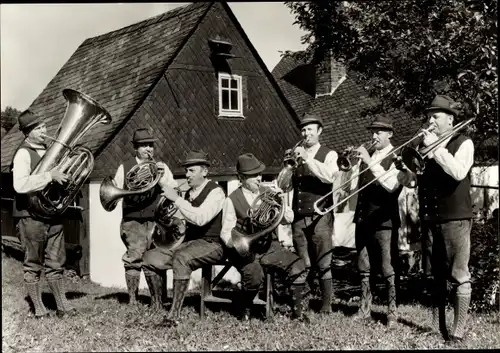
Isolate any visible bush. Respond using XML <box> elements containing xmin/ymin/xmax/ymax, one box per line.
<box><xmin>469</xmin><ymin>214</ymin><xmax>499</xmax><ymax>312</ymax></box>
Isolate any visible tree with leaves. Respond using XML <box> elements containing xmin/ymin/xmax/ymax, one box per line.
<box><xmin>285</xmin><ymin>0</ymin><xmax>497</xmax><ymax>159</ymax></box>
<box><xmin>1</xmin><ymin>106</ymin><xmax>21</xmax><ymax>139</ymax></box>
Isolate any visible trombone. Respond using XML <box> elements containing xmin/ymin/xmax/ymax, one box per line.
<box><xmin>313</xmin><ymin>123</ymin><xmax>437</xmax><ymax>215</ymax></box>
<box><xmin>313</xmin><ymin>117</ymin><xmax>474</xmax><ymax>215</ymax></box>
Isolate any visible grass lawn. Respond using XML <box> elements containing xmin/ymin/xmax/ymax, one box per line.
<box><xmin>2</xmin><ymin>253</ymin><xmax>499</xmax><ymax>352</ymax></box>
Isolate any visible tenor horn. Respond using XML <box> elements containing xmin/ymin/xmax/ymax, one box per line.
<box><xmin>27</xmin><ymin>89</ymin><xmax>112</xmax><ymax>220</ymax></box>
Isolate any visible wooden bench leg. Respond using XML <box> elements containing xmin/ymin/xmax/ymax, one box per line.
<box><xmin>200</xmin><ymin>265</ymin><xmax>212</xmax><ymax>320</ymax></box>
<box><xmin>265</xmin><ymin>273</ymin><xmax>274</xmax><ymax>319</ymax></box>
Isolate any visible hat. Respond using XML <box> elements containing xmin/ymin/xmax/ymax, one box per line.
<box><xmin>424</xmin><ymin>95</ymin><xmax>460</xmax><ymax>116</ymax></box>
<box><xmin>132</xmin><ymin>128</ymin><xmax>157</xmax><ymax>144</ymax></box>
<box><xmin>237</xmin><ymin>153</ymin><xmax>266</xmax><ymax>175</ymax></box>
<box><xmin>18</xmin><ymin>110</ymin><xmax>43</xmax><ymax>132</ymax></box>
<box><xmin>298</xmin><ymin>113</ymin><xmax>323</xmax><ymax>128</ymax></box>
<box><xmin>367</xmin><ymin>115</ymin><xmax>393</xmax><ymax>131</ymax></box>
<box><xmin>182</xmin><ymin>150</ymin><xmax>211</xmax><ymax>167</ymax></box>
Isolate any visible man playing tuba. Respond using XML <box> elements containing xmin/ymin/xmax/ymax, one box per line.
<box><xmin>112</xmin><ymin>128</ymin><xmax>176</xmax><ymax>306</ymax></box>
<box><xmin>11</xmin><ymin>110</ymin><xmax>74</xmax><ymax>319</ymax></box>
<box><xmin>221</xmin><ymin>153</ymin><xmax>309</xmax><ymax>322</ymax></box>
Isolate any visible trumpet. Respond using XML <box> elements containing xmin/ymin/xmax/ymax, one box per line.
<box><xmin>313</xmin><ymin>123</ymin><xmax>440</xmax><ymax>215</ymax></box>
<box><xmin>337</xmin><ymin>140</ymin><xmax>377</xmax><ymax>172</ymax></box>
<box><xmin>276</xmin><ymin>139</ymin><xmax>304</xmax><ymax>192</ymax></box>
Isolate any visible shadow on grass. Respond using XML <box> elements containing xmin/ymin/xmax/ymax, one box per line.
<box><xmin>397</xmin><ymin>317</ymin><xmax>434</xmax><ymax>334</ymax></box>
<box><xmin>25</xmin><ymin>291</ymin><xmax>88</xmax><ymax>312</ymax></box>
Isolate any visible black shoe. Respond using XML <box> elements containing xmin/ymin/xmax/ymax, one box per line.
<box><xmin>159</xmin><ymin>316</ymin><xmax>179</xmax><ymax>327</ymax></box>
<box><xmin>56</xmin><ymin>308</ymin><xmax>78</xmax><ymax>318</ymax></box>
<box><xmin>241</xmin><ymin>308</ymin><xmax>251</xmax><ymax>322</ymax></box>
<box><xmin>292</xmin><ymin>312</ymin><xmax>310</xmax><ymax>324</ymax></box>
<box><xmin>34</xmin><ymin>312</ymin><xmax>50</xmax><ymax>320</ymax></box>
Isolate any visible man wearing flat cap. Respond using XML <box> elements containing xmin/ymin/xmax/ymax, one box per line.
<box><xmin>396</xmin><ymin>95</ymin><xmax>474</xmax><ymax>341</ymax></box>
<box><xmin>221</xmin><ymin>153</ymin><xmax>309</xmax><ymax>322</ymax></box>
<box><xmin>351</xmin><ymin>114</ymin><xmax>404</xmax><ymax>327</ymax></box>
<box><xmin>112</xmin><ymin>128</ymin><xmax>176</xmax><ymax>307</ymax></box>
<box><xmin>288</xmin><ymin>112</ymin><xmax>340</xmax><ymax>314</ymax></box>
<box><xmin>11</xmin><ymin>109</ymin><xmax>75</xmax><ymax>319</ymax></box>
<box><xmin>143</xmin><ymin>150</ymin><xmax>226</xmax><ymax>326</ymax></box>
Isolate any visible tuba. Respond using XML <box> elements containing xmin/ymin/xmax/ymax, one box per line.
<box><xmin>99</xmin><ymin>154</ymin><xmax>163</xmax><ymax>212</ymax></box>
<box><xmin>276</xmin><ymin>140</ymin><xmax>304</xmax><ymax>193</ymax></box>
<box><xmin>231</xmin><ymin>186</ymin><xmax>286</xmax><ymax>259</ymax></box>
<box><xmin>27</xmin><ymin>89</ymin><xmax>112</xmax><ymax>219</ymax></box>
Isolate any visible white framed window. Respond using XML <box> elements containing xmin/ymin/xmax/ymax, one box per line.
<box><xmin>218</xmin><ymin>73</ymin><xmax>243</xmax><ymax>117</ymax></box>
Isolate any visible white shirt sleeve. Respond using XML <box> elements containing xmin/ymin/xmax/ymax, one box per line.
<box><xmin>174</xmin><ymin>187</ymin><xmax>226</xmax><ymax>226</ymax></box>
<box><xmin>304</xmin><ymin>150</ymin><xmax>339</xmax><ymax>184</ymax></box>
<box><xmin>12</xmin><ymin>149</ymin><xmax>53</xmax><ymax>194</ymax></box>
<box><xmin>432</xmin><ymin>139</ymin><xmax>474</xmax><ymax>181</ymax></box>
<box><xmin>369</xmin><ymin>161</ymin><xmax>401</xmax><ymax>193</ymax></box>
<box><xmin>220</xmin><ymin>197</ymin><xmax>237</xmax><ymax>247</ymax></box>
<box><xmin>112</xmin><ymin>164</ymin><xmax>125</xmax><ymax>210</ymax></box>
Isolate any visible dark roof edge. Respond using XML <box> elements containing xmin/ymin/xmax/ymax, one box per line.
<box><xmin>91</xmin><ymin>2</ymin><xmax>215</xmax><ymax>162</ymax></box>
<box><xmin>220</xmin><ymin>1</ymin><xmax>302</xmax><ymax>127</ymax></box>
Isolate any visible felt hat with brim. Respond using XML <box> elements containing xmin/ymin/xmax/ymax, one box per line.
<box><xmin>18</xmin><ymin>110</ymin><xmax>43</xmax><ymax>132</ymax></box>
<box><xmin>367</xmin><ymin>115</ymin><xmax>394</xmax><ymax>131</ymax></box>
<box><xmin>298</xmin><ymin>113</ymin><xmax>323</xmax><ymax>128</ymax></box>
<box><xmin>132</xmin><ymin>128</ymin><xmax>157</xmax><ymax>144</ymax></box>
<box><xmin>237</xmin><ymin>153</ymin><xmax>266</xmax><ymax>175</ymax></box>
<box><xmin>182</xmin><ymin>150</ymin><xmax>211</xmax><ymax>167</ymax></box>
<box><xmin>424</xmin><ymin>95</ymin><xmax>460</xmax><ymax>116</ymax></box>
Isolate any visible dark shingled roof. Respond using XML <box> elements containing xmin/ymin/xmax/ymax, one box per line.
<box><xmin>272</xmin><ymin>52</ymin><xmax>423</xmax><ymax>152</ymax></box>
<box><xmin>1</xmin><ymin>2</ymin><xmax>211</xmax><ymax>172</ymax></box>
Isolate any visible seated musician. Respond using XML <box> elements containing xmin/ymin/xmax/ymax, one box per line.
<box><xmin>221</xmin><ymin>153</ymin><xmax>309</xmax><ymax>322</ymax></box>
<box><xmin>142</xmin><ymin>150</ymin><xmax>226</xmax><ymax>326</ymax></box>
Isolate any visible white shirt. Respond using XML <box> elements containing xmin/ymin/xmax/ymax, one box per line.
<box><xmin>220</xmin><ymin>186</ymin><xmax>294</xmax><ymax>247</ymax></box>
<box><xmin>173</xmin><ymin>179</ymin><xmax>226</xmax><ymax>227</ymax></box>
<box><xmin>302</xmin><ymin>143</ymin><xmax>339</xmax><ymax>184</ymax></box>
<box><xmin>367</xmin><ymin>143</ymin><xmax>401</xmax><ymax>193</ymax></box>
<box><xmin>113</xmin><ymin>156</ymin><xmax>177</xmax><ymax>210</ymax></box>
<box><xmin>12</xmin><ymin>141</ymin><xmax>53</xmax><ymax>194</ymax></box>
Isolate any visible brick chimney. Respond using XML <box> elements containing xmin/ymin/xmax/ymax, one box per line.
<box><xmin>315</xmin><ymin>51</ymin><xmax>346</xmax><ymax>98</ymax></box>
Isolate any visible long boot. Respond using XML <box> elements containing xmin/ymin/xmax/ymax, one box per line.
<box><xmin>450</xmin><ymin>293</ymin><xmax>471</xmax><ymax>341</ymax></box>
<box><xmin>47</xmin><ymin>278</ymin><xmax>76</xmax><ymax>318</ymax></box>
<box><xmin>431</xmin><ymin>279</ymin><xmax>449</xmax><ymax>339</ymax></box>
<box><xmin>386</xmin><ymin>275</ymin><xmax>397</xmax><ymax>327</ymax></box>
<box><xmin>125</xmin><ymin>272</ymin><xmax>140</xmax><ymax>305</ymax></box>
<box><xmin>354</xmin><ymin>276</ymin><xmax>372</xmax><ymax>321</ymax></box>
<box><xmin>160</xmin><ymin>271</ymin><xmax>168</xmax><ymax>306</ymax></box>
<box><xmin>319</xmin><ymin>278</ymin><xmax>333</xmax><ymax>314</ymax></box>
<box><xmin>25</xmin><ymin>281</ymin><xmax>49</xmax><ymax>318</ymax></box>
<box><xmin>162</xmin><ymin>279</ymin><xmax>189</xmax><ymax>327</ymax></box>
<box><xmin>291</xmin><ymin>284</ymin><xmax>310</xmax><ymax>323</ymax></box>
<box><xmin>145</xmin><ymin>272</ymin><xmax>164</xmax><ymax>311</ymax></box>
<box><xmin>240</xmin><ymin>290</ymin><xmax>258</xmax><ymax>322</ymax></box>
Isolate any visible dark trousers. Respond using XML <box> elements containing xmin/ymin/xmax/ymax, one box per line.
<box><xmin>292</xmin><ymin>212</ymin><xmax>334</xmax><ymax>279</ymax></box>
<box><xmin>143</xmin><ymin>238</ymin><xmax>225</xmax><ymax>280</ymax></box>
<box><xmin>17</xmin><ymin>217</ymin><xmax>66</xmax><ymax>283</ymax></box>
<box><xmin>422</xmin><ymin>219</ymin><xmax>472</xmax><ymax>294</ymax></box>
<box><xmin>120</xmin><ymin>219</ymin><xmax>155</xmax><ymax>276</ymax></box>
<box><xmin>355</xmin><ymin>222</ymin><xmax>399</xmax><ymax>279</ymax></box>
<box><xmin>227</xmin><ymin>240</ymin><xmax>307</xmax><ymax>291</ymax></box>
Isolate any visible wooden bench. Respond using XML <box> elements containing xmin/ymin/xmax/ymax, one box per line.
<box><xmin>200</xmin><ymin>259</ymin><xmax>274</xmax><ymax>320</ymax></box>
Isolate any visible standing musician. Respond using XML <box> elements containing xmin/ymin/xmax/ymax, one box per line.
<box><xmin>142</xmin><ymin>150</ymin><xmax>226</xmax><ymax>326</ymax></box>
<box><xmin>396</xmin><ymin>95</ymin><xmax>474</xmax><ymax>342</ymax></box>
<box><xmin>290</xmin><ymin>113</ymin><xmax>339</xmax><ymax>314</ymax></box>
<box><xmin>221</xmin><ymin>153</ymin><xmax>309</xmax><ymax>322</ymax></box>
<box><xmin>113</xmin><ymin>128</ymin><xmax>176</xmax><ymax>306</ymax></box>
<box><xmin>11</xmin><ymin>110</ymin><xmax>76</xmax><ymax>318</ymax></box>
<box><xmin>352</xmin><ymin>115</ymin><xmax>403</xmax><ymax>327</ymax></box>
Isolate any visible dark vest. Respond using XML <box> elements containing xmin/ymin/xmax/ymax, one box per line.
<box><xmin>418</xmin><ymin>134</ymin><xmax>473</xmax><ymax>222</ymax></box>
<box><xmin>353</xmin><ymin>149</ymin><xmax>402</xmax><ymax>228</ymax></box>
<box><xmin>292</xmin><ymin>145</ymin><xmax>333</xmax><ymax>217</ymax></box>
<box><xmin>122</xmin><ymin>158</ymin><xmax>163</xmax><ymax>220</ymax></box>
<box><xmin>229</xmin><ymin>188</ymin><xmax>277</xmax><ymax>252</ymax></box>
<box><xmin>184</xmin><ymin>180</ymin><xmax>223</xmax><ymax>242</ymax></box>
<box><xmin>11</xmin><ymin>142</ymin><xmax>42</xmax><ymax>218</ymax></box>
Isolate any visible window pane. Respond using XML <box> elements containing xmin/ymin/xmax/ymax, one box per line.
<box><xmin>230</xmin><ymin>90</ymin><xmax>239</xmax><ymax>110</ymax></box>
<box><xmin>222</xmin><ymin>90</ymin><xmax>230</xmax><ymax>110</ymax></box>
<box><xmin>230</xmin><ymin>79</ymin><xmax>238</xmax><ymax>89</ymax></box>
<box><xmin>221</xmin><ymin>78</ymin><xmax>229</xmax><ymax>88</ymax></box>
